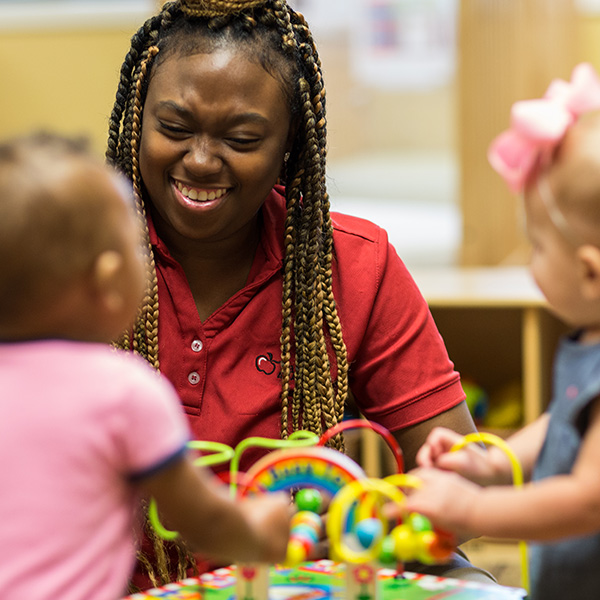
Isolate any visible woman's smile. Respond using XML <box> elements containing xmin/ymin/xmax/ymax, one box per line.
<box><xmin>171</xmin><ymin>178</ymin><xmax>230</xmax><ymax>212</ymax></box>
<box><xmin>139</xmin><ymin>47</ymin><xmax>292</xmax><ymax>245</ymax></box>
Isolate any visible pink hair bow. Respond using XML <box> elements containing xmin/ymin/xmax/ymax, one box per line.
<box><xmin>488</xmin><ymin>62</ymin><xmax>600</xmax><ymax>193</ymax></box>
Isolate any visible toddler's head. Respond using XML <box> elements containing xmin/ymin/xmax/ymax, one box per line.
<box><xmin>0</xmin><ymin>132</ymin><xmax>146</xmax><ymax>342</ymax></box>
<box><xmin>489</xmin><ymin>63</ymin><xmax>600</xmax><ymax>334</ymax></box>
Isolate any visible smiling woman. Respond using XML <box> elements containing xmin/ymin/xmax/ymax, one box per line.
<box><xmin>139</xmin><ymin>47</ymin><xmax>292</xmax><ymax>262</ymax></box>
<box><xmin>106</xmin><ymin>0</ymin><xmax>484</xmax><ymax>592</ymax></box>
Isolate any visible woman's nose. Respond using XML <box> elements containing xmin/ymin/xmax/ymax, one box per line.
<box><xmin>183</xmin><ymin>137</ymin><xmax>223</xmax><ymax>175</ymax></box>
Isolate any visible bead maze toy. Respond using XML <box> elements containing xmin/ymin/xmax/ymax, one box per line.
<box><xmin>137</xmin><ymin>420</ymin><xmax>528</xmax><ymax>600</ymax></box>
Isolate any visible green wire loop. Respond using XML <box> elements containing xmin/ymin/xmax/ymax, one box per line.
<box><xmin>149</xmin><ymin>432</ymin><xmax>320</xmax><ymax>539</ymax></box>
<box><xmin>229</xmin><ymin>430</ymin><xmax>320</xmax><ymax>498</ymax></box>
<box><xmin>148</xmin><ymin>440</ymin><xmax>236</xmax><ymax>540</ymax></box>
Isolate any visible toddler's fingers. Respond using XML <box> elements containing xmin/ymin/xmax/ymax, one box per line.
<box><xmin>415</xmin><ymin>442</ymin><xmax>434</xmax><ymax>468</ymax></box>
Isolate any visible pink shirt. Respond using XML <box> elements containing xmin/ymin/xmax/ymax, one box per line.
<box><xmin>0</xmin><ymin>340</ymin><xmax>189</xmax><ymax>600</ymax></box>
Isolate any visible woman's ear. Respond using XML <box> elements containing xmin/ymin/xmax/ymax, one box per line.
<box><xmin>91</xmin><ymin>250</ymin><xmax>125</xmax><ymax>312</ymax></box>
<box><xmin>577</xmin><ymin>244</ymin><xmax>600</xmax><ymax>300</ymax></box>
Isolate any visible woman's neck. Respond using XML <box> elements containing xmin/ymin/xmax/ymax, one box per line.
<box><xmin>154</xmin><ymin>214</ymin><xmax>262</xmax><ymax>321</ymax></box>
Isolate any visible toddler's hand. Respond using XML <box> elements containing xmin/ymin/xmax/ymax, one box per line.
<box><xmin>416</xmin><ymin>427</ymin><xmax>503</xmax><ymax>486</ymax></box>
<box><xmin>240</xmin><ymin>493</ymin><xmax>294</xmax><ymax>564</ymax></box>
<box><xmin>416</xmin><ymin>427</ymin><xmax>465</xmax><ymax>467</ymax></box>
<box><xmin>404</xmin><ymin>468</ymin><xmax>481</xmax><ymax>538</ymax></box>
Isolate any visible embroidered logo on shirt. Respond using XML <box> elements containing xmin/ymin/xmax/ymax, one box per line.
<box><xmin>255</xmin><ymin>352</ymin><xmax>280</xmax><ymax>377</ymax></box>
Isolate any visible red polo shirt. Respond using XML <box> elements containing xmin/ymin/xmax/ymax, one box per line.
<box><xmin>148</xmin><ymin>186</ymin><xmax>464</xmax><ymax>469</ymax></box>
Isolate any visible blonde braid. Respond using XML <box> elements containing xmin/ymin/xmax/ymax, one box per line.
<box><xmin>180</xmin><ymin>0</ymin><xmax>266</xmax><ymax>17</ymax></box>
<box><xmin>130</xmin><ymin>46</ymin><xmax>161</xmax><ymax>370</ymax></box>
<box><xmin>273</xmin><ymin>1</ymin><xmax>324</xmax><ymax>437</ymax></box>
<box><xmin>261</xmin><ymin>1</ymin><xmax>347</xmax><ymax>448</ymax></box>
<box><xmin>280</xmin><ymin>184</ymin><xmax>300</xmax><ymax>437</ymax></box>
<box><xmin>294</xmin><ymin>93</ymin><xmax>323</xmax><ymax>435</ymax></box>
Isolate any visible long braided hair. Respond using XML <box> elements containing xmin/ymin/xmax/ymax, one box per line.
<box><xmin>106</xmin><ymin>0</ymin><xmax>349</xmax><ymax>587</ymax></box>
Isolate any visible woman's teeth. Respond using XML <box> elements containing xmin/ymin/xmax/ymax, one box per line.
<box><xmin>175</xmin><ymin>181</ymin><xmax>226</xmax><ymax>201</ymax></box>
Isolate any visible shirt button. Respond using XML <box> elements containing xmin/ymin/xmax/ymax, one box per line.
<box><xmin>191</xmin><ymin>339</ymin><xmax>203</xmax><ymax>352</ymax></box>
<box><xmin>188</xmin><ymin>372</ymin><xmax>200</xmax><ymax>385</ymax></box>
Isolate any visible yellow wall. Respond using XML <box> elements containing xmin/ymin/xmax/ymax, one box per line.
<box><xmin>0</xmin><ymin>8</ymin><xmax>599</xmax><ymax>163</ymax></box>
<box><xmin>0</xmin><ymin>26</ymin><xmax>137</xmax><ymax>158</ymax></box>
<box><xmin>578</xmin><ymin>15</ymin><xmax>600</xmax><ymax>70</ymax></box>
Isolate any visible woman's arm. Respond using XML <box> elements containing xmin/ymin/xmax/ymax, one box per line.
<box><xmin>392</xmin><ymin>401</ymin><xmax>477</xmax><ymax>471</ymax></box>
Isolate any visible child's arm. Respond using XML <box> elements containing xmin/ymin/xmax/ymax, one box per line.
<box><xmin>406</xmin><ymin>400</ymin><xmax>600</xmax><ymax>541</ymax></box>
<box><xmin>138</xmin><ymin>454</ymin><xmax>293</xmax><ymax>564</ymax></box>
<box><xmin>415</xmin><ymin>414</ymin><xmax>550</xmax><ymax>486</ymax></box>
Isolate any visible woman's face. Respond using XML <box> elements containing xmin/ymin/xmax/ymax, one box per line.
<box><xmin>139</xmin><ymin>46</ymin><xmax>293</xmax><ymax>246</ymax></box>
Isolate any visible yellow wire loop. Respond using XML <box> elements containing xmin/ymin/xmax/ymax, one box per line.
<box><xmin>327</xmin><ymin>478</ymin><xmax>406</xmax><ymax>563</ymax></box>
<box><xmin>451</xmin><ymin>432</ymin><xmax>529</xmax><ymax>592</ymax></box>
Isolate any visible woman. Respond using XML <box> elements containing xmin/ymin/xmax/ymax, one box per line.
<box><xmin>106</xmin><ymin>0</ymin><xmax>486</xmax><ymax>589</ymax></box>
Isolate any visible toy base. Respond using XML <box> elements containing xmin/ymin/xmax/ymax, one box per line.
<box><xmin>123</xmin><ymin>560</ymin><xmax>527</xmax><ymax>599</ymax></box>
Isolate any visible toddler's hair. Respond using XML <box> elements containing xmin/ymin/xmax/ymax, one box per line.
<box><xmin>0</xmin><ymin>132</ymin><xmax>125</xmax><ymax>324</ymax></box>
<box><xmin>488</xmin><ymin>63</ymin><xmax>600</xmax><ymax>244</ymax></box>
<box><xmin>544</xmin><ymin>110</ymin><xmax>600</xmax><ymax>244</ymax></box>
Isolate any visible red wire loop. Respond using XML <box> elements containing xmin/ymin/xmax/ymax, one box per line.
<box><xmin>317</xmin><ymin>418</ymin><xmax>404</xmax><ymax>474</ymax></box>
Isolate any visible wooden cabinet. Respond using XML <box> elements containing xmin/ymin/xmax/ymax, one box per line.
<box><xmin>359</xmin><ymin>266</ymin><xmax>567</xmax><ymax>476</ymax></box>
<box><xmin>411</xmin><ymin>266</ymin><xmax>567</xmax><ymax>427</ymax></box>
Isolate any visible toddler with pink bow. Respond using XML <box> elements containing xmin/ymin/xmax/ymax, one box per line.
<box><xmin>404</xmin><ymin>62</ymin><xmax>600</xmax><ymax>600</ymax></box>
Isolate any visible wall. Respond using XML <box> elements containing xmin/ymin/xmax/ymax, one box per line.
<box><xmin>458</xmin><ymin>0</ymin><xmax>600</xmax><ymax>265</ymax></box>
<box><xmin>1</xmin><ymin>1</ymin><xmax>600</xmax><ymax>261</ymax></box>
<box><xmin>0</xmin><ymin>5</ymin><xmax>151</xmax><ymax>157</ymax></box>
<box><xmin>0</xmin><ymin>2</ymin><xmax>456</xmax><ymax>162</ymax></box>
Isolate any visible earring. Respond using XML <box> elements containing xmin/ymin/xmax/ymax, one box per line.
<box><xmin>284</xmin><ymin>152</ymin><xmax>290</xmax><ymax>163</ymax></box>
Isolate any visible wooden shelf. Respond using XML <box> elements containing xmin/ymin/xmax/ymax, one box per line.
<box><xmin>410</xmin><ymin>266</ymin><xmax>545</xmax><ymax>307</ymax></box>
<box><xmin>411</xmin><ymin>266</ymin><xmax>566</xmax><ymax>426</ymax></box>
<box><xmin>360</xmin><ymin>266</ymin><xmax>567</xmax><ymax>477</ymax></box>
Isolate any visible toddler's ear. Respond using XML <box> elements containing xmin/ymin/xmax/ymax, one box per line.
<box><xmin>91</xmin><ymin>250</ymin><xmax>125</xmax><ymax>312</ymax></box>
<box><xmin>577</xmin><ymin>244</ymin><xmax>600</xmax><ymax>300</ymax></box>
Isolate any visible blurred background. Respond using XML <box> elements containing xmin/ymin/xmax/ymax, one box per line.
<box><xmin>0</xmin><ymin>0</ymin><xmax>598</xmax><ymax>269</ymax></box>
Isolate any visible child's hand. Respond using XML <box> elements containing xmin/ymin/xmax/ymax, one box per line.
<box><xmin>416</xmin><ymin>427</ymin><xmax>506</xmax><ymax>486</ymax></box>
<box><xmin>404</xmin><ymin>468</ymin><xmax>482</xmax><ymax>538</ymax></box>
<box><xmin>239</xmin><ymin>492</ymin><xmax>295</xmax><ymax>563</ymax></box>
<box><xmin>416</xmin><ymin>427</ymin><xmax>465</xmax><ymax>467</ymax></box>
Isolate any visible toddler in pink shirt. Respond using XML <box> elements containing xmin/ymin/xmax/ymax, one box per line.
<box><xmin>0</xmin><ymin>132</ymin><xmax>291</xmax><ymax>600</ymax></box>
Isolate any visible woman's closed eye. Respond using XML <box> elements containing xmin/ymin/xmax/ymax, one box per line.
<box><xmin>158</xmin><ymin>121</ymin><xmax>192</xmax><ymax>137</ymax></box>
<box><xmin>226</xmin><ymin>139</ymin><xmax>261</xmax><ymax>150</ymax></box>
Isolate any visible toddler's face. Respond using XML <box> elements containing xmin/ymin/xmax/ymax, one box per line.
<box><xmin>100</xmin><ymin>171</ymin><xmax>147</xmax><ymax>338</ymax></box>
<box><xmin>524</xmin><ymin>181</ymin><xmax>585</xmax><ymax>327</ymax></box>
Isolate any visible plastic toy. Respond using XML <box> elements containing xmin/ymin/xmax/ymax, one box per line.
<box><xmin>122</xmin><ymin>560</ymin><xmax>528</xmax><ymax>599</ymax></box>
<box><xmin>146</xmin><ymin>423</ymin><xmax>528</xmax><ymax>599</ymax></box>
<box><xmin>462</xmin><ymin>379</ymin><xmax>489</xmax><ymax>425</ymax></box>
<box><xmin>484</xmin><ymin>380</ymin><xmax>523</xmax><ymax>429</ymax></box>
<box><xmin>147</xmin><ymin>419</ymin><xmax>460</xmax><ymax>600</ymax></box>
<box><xmin>451</xmin><ymin>432</ymin><xmax>528</xmax><ymax>593</ymax></box>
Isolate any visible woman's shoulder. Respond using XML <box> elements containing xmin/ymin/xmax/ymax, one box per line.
<box><xmin>330</xmin><ymin>210</ymin><xmax>385</xmax><ymax>244</ymax></box>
